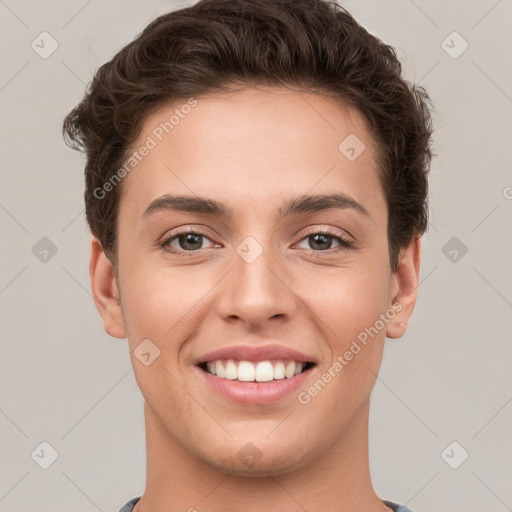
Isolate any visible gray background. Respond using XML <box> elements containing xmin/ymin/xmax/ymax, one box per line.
<box><xmin>0</xmin><ymin>0</ymin><xmax>511</xmax><ymax>511</ymax></box>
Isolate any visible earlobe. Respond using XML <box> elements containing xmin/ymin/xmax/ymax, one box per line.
<box><xmin>386</xmin><ymin>236</ymin><xmax>421</xmax><ymax>339</ymax></box>
<box><xmin>89</xmin><ymin>236</ymin><xmax>127</xmax><ymax>338</ymax></box>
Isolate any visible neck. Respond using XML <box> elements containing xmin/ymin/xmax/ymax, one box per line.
<box><xmin>134</xmin><ymin>400</ymin><xmax>391</xmax><ymax>512</ymax></box>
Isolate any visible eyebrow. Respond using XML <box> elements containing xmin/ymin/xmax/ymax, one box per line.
<box><xmin>142</xmin><ymin>192</ymin><xmax>371</xmax><ymax>221</ymax></box>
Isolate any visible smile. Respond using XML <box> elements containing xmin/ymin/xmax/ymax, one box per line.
<box><xmin>196</xmin><ymin>357</ymin><xmax>317</xmax><ymax>404</ymax></box>
<box><xmin>200</xmin><ymin>359</ymin><xmax>316</xmax><ymax>382</ymax></box>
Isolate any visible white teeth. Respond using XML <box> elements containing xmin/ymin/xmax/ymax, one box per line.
<box><xmin>285</xmin><ymin>361</ymin><xmax>296</xmax><ymax>378</ymax></box>
<box><xmin>273</xmin><ymin>361</ymin><xmax>285</xmax><ymax>379</ymax></box>
<box><xmin>255</xmin><ymin>361</ymin><xmax>274</xmax><ymax>382</ymax></box>
<box><xmin>224</xmin><ymin>359</ymin><xmax>238</xmax><ymax>380</ymax></box>
<box><xmin>204</xmin><ymin>359</ymin><xmax>310</xmax><ymax>381</ymax></box>
<box><xmin>215</xmin><ymin>360</ymin><xmax>225</xmax><ymax>378</ymax></box>
<box><xmin>237</xmin><ymin>361</ymin><xmax>255</xmax><ymax>382</ymax></box>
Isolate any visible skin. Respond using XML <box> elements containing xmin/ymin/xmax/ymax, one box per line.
<box><xmin>90</xmin><ymin>86</ymin><xmax>420</xmax><ymax>512</ymax></box>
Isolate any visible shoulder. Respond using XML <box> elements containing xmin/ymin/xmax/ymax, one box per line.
<box><xmin>118</xmin><ymin>496</ymin><xmax>141</xmax><ymax>512</ymax></box>
<box><xmin>383</xmin><ymin>500</ymin><xmax>415</xmax><ymax>512</ymax></box>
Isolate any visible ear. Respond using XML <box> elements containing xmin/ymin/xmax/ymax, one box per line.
<box><xmin>386</xmin><ymin>236</ymin><xmax>421</xmax><ymax>339</ymax></box>
<box><xmin>89</xmin><ymin>236</ymin><xmax>127</xmax><ymax>338</ymax></box>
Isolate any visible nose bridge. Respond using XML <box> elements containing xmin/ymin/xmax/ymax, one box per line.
<box><xmin>216</xmin><ymin>234</ymin><xmax>296</xmax><ymax>325</ymax></box>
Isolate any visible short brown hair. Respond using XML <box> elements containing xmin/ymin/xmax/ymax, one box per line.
<box><xmin>63</xmin><ymin>0</ymin><xmax>433</xmax><ymax>271</ymax></box>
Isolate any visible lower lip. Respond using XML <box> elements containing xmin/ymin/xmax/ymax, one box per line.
<box><xmin>197</xmin><ymin>366</ymin><xmax>314</xmax><ymax>404</ymax></box>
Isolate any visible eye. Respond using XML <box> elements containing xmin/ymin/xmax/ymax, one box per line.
<box><xmin>158</xmin><ymin>227</ymin><xmax>355</xmax><ymax>256</ymax></box>
<box><xmin>160</xmin><ymin>228</ymin><xmax>219</xmax><ymax>255</ymax></box>
<box><xmin>295</xmin><ymin>230</ymin><xmax>355</xmax><ymax>252</ymax></box>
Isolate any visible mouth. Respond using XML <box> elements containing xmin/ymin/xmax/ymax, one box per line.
<box><xmin>198</xmin><ymin>359</ymin><xmax>317</xmax><ymax>382</ymax></box>
<box><xmin>194</xmin><ymin>343</ymin><xmax>318</xmax><ymax>403</ymax></box>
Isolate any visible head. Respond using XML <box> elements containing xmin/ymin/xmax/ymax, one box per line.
<box><xmin>63</xmin><ymin>0</ymin><xmax>433</xmax><ymax>476</ymax></box>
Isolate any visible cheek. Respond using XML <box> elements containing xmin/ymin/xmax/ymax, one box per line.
<box><xmin>306</xmin><ymin>262</ymin><xmax>391</xmax><ymax>400</ymax></box>
<box><xmin>118</xmin><ymin>249</ymin><xmax>214</xmax><ymax>341</ymax></box>
<box><xmin>118</xmin><ymin>263</ymin><xmax>202</xmax><ymax>411</ymax></box>
<box><xmin>308</xmin><ymin>263</ymin><xmax>391</xmax><ymax>346</ymax></box>
<box><xmin>296</xmin><ymin>267</ymin><xmax>391</xmax><ymax>429</ymax></box>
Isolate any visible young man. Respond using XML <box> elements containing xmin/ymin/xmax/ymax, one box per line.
<box><xmin>63</xmin><ymin>0</ymin><xmax>433</xmax><ymax>511</ymax></box>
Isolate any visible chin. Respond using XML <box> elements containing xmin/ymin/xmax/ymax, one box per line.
<box><xmin>195</xmin><ymin>439</ymin><xmax>318</xmax><ymax>477</ymax></box>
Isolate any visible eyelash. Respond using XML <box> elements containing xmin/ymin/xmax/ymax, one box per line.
<box><xmin>159</xmin><ymin>226</ymin><xmax>355</xmax><ymax>257</ymax></box>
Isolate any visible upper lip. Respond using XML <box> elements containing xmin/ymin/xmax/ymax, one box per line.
<box><xmin>194</xmin><ymin>343</ymin><xmax>317</xmax><ymax>365</ymax></box>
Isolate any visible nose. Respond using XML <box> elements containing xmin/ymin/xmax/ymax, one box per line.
<box><xmin>215</xmin><ymin>241</ymin><xmax>297</xmax><ymax>330</ymax></box>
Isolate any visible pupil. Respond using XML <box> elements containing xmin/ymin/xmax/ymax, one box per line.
<box><xmin>180</xmin><ymin>233</ymin><xmax>202</xmax><ymax>250</ymax></box>
<box><xmin>310</xmin><ymin>234</ymin><xmax>331</xmax><ymax>250</ymax></box>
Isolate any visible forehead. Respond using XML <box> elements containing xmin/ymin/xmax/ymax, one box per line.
<box><xmin>118</xmin><ymin>86</ymin><xmax>386</xmax><ymax>225</ymax></box>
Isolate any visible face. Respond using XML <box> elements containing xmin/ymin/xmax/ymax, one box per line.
<box><xmin>91</xmin><ymin>86</ymin><xmax>419</xmax><ymax>476</ymax></box>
